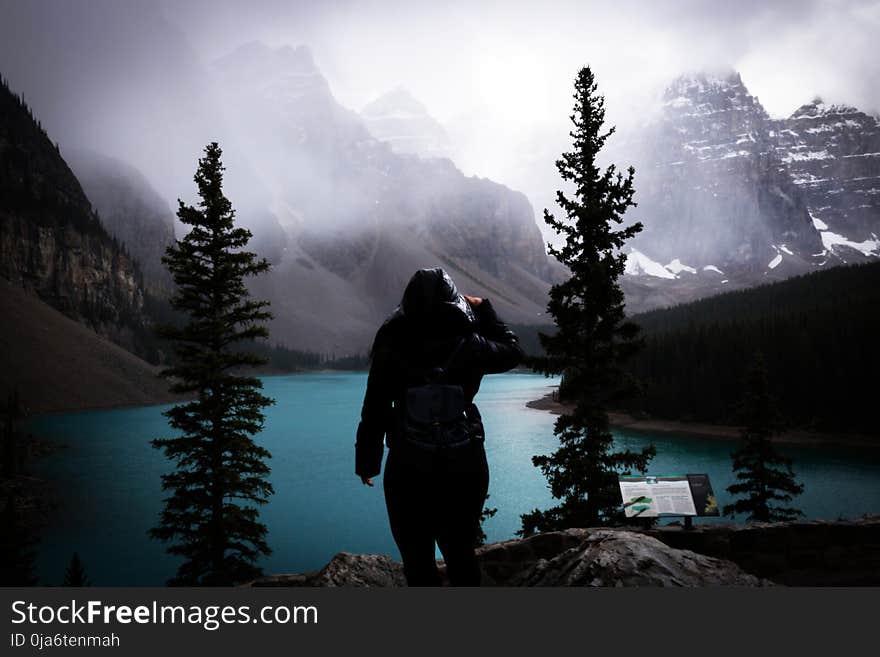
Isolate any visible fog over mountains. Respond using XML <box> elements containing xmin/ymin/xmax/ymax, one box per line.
<box><xmin>1</xmin><ymin>1</ymin><xmax>879</xmax><ymax>354</ymax></box>
<box><xmin>209</xmin><ymin>41</ymin><xmax>552</xmax><ymax>351</ymax></box>
<box><xmin>361</xmin><ymin>87</ymin><xmax>451</xmax><ymax>160</ymax></box>
<box><xmin>357</xmin><ymin>70</ymin><xmax>880</xmax><ymax>310</ymax></box>
<box><xmin>65</xmin><ymin>149</ymin><xmax>176</xmax><ymax>295</ymax></box>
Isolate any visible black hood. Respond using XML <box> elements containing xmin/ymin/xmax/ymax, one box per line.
<box><xmin>399</xmin><ymin>268</ymin><xmax>475</xmax><ymax>334</ymax></box>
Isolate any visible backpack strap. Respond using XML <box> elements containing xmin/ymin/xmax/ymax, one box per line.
<box><xmin>424</xmin><ymin>336</ymin><xmax>468</xmax><ymax>384</ymax></box>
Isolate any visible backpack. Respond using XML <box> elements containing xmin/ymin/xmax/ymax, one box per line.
<box><xmin>399</xmin><ymin>338</ymin><xmax>480</xmax><ymax>452</ymax></box>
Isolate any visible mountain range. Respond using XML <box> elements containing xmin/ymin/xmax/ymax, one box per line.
<box><xmin>617</xmin><ymin>72</ymin><xmax>880</xmax><ymax>309</ymax></box>
<box><xmin>358</xmin><ymin>71</ymin><xmax>880</xmax><ymax>312</ymax></box>
<box><xmin>2</xmin><ymin>47</ymin><xmax>879</xmax><ymax>374</ymax></box>
<box><xmin>210</xmin><ymin>42</ymin><xmax>553</xmax><ymax>353</ymax></box>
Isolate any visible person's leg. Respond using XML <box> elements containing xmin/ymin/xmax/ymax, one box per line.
<box><xmin>435</xmin><ymin>445</ymin><xmax>489</xmax><ymax>586</ymax></box>
<box><xmin>383</xmin><ymin>449</ymin><xmax>440</xmax><ymax>586</ymax></box>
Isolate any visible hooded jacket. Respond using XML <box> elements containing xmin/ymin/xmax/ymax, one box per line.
<box><xmin>355</xmin><ymin>268</ymin><xmax>524</xmax><ymax>478</ymax></box>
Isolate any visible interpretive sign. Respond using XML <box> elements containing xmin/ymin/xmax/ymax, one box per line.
<box><xmin>619</xmin><ymin>474</ymin><xmax>719</xmax><ymax>518</ymax></box>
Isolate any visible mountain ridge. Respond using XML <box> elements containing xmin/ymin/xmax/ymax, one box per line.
<box><xmin>361</xmin><ymin>86</ymin><xmax>452</xmax><ymax>159</ymax></box>
<box><xmin>0</xmin><ymin>76</ymin><xmax>156</xmax><ymax>358</ymax></box>
<box><xmin>211</xmin><ymin>42</ymin><xmax>553</xmax><ymax>352</ymax></box>
<box><xmin>65</xmin><ymin>148</ymin><xmax>176</xmax><ymax>295</ymax></box>
<box><xmin>618</xmin><ymin>70</ymin><xmax>879</xmax><ymax>312</ymax></box>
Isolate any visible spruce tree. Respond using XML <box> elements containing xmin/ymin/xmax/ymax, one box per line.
<box><xmin>521</xmin><ymin>67</ymin><xmax>654</xmax><ymax>536</ymax></box>
<box><xmin>0</xmin><ymin>493</ymin><xmax>37</xmax><ymax>586</ymax></box>
<box><xmin>63</xmin><ymin>552</ymin><xmax>89</xmax><ymax>586</ymax></box>
<box><xmin>151</xmin><ymin>143</ymin><xmax>274</xmax><ymax>586</ymax></box>
<box><xmin>724</xmin><ymin>355</ymin><xmax>803</xmax><ymax>522</ymax></box>
<box><xmin>2</xmin><ymin>390</ymin><xmax>21</xmax><ymax>478</ymax></box>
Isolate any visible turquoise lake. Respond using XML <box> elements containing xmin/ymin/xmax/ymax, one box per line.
<box><xmin>28</xmin><ymin>371</ymin><xmax>880</xmax><ymax>585</ymax></box>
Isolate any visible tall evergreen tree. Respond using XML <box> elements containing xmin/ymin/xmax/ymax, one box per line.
<box><xmin>63</xmin><ymin>552</ymin><xmax>89</xmax><ymax>586</ymax></box>
<box><xmin>724</xmin><ymin>355</ymin><xmax>803</xmax><ymax>522</ymax></box>
<box><xmin>521</xmin><ymin>67</ymin><xmax>654</xmax><ymax>536</ymax></box>
<box><xmin>0</xmin><ymin>493</ymin><xmax>38</xmax><ymax>586</ymax></box>
<box><xmin>151</xmin><ymin>143</ymin><xmax>274</xmax><ymax>586</ymax></box>
<box><xmin>2</xmin><ymin>390</ymin><xmax>22</xmax><ymax>478</ymax></box>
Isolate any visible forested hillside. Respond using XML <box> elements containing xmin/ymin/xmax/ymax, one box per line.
<box><xmin>625</xmin><ymin>262</ymin><xmax>880</xmax><ymax>435</ymax></box>
<box><xmin>0</xmin><ymin>76</ymin><xmax>161</xmax><ymax>362</ymax></box>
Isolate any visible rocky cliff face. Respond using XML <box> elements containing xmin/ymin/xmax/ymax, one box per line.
<box><xmin>630</xmin><ymin>72</ymin><xmax>822</xmax><ymax>274</ymax></box>
<box><xmin>619</xmin><ymin>72</ymin><xmax>880</xmax><ymax>312</ymax></box>
<box><xmin>771</xmin><ymin>99</ymin><xmax>880</xmax><ymax>254</ymax></box>
<box><xmin>0</xmin><ymin>77</ymin><xmax>150</xmax><ymax>355</ymax></box>
<box><xmin>65</xmin><ymin>149</ymin><xmax>176</xmax><ymax>295</ymax></box>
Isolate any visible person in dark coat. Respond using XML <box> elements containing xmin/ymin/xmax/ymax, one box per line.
<box><xmin>356</xmin><ymin>267</ymin><xmax>523</xmax><ymax>586</ymax></box>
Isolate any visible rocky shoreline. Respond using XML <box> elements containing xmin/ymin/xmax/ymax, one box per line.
<box><xmin>527</xmin><ymin>391</ymin><xmax>879</xmax><ymax>449</ymax></box>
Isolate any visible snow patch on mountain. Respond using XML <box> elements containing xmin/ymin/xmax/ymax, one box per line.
<box><xmin>624</xmin><ymin>249</ymin><xmax>677</xmax><ymax>279</ymax></box>
<box><xmin>665</xmin><ymin>258</ymin><xmax>697</xmax><ymax>275</ymax></box>
<box><xmin>790</xmin><ymin>99</ymin><xmax>861</xmax><ymax>121</ymax></box>
<box><xmin>809</xmin><ymin>211</ymin><xmax>829</xmax><ymax>230</ymax></box>
<box><xmin>819</xmin><ymin>231</ymin><xmax>880</xmax><ymax>257</ymax></box>
<box><xmin>782</xmin><ymin>149</ymin><xmax>833</xmax><ymax>163</ymax></box>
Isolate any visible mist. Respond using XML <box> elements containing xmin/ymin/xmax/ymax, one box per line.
<box><xmin>1</xmin><ymin>0</ymin><xmax>877</xmax><ymax>246</ymax></box>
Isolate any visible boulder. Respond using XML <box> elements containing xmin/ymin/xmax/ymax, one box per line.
<box><xmin>508</xmin><ymin>530</ymin><xmax>768</xmax><ymax>586</ymax></box>
<box><xmin>249</xmin><ymin>552</ymin><xmax>405</xmax><ymax>587</ymax></box>
<box><xmin>308</xmin><ymin>552</ymin><xmax>406</xmax><ymax>587</ymax></box>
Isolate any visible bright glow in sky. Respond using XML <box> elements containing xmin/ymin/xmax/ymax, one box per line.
<box><xmin>155</xmin><ymin>0</ymin><xmax>880</xmax><ymax>212</ymax></box>
<box><xmin>1</xmin><ymin>0</ymin><xmax>877</xmax><ymax>243</ymax></box>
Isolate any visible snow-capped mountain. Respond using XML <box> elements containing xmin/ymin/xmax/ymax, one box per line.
<box><xmin>620</xmin><ymin>71</ymin><xmax>880</xmax><ymax>311</ymax></box>
<box><xmin>361</xmin><ymin>87</ymin><xmax>451</xmax><ymax>159</ymax></box>
<box><xmin>628</xmin><ymin>71</ymin><xmax>823</xmax><ymax>274</ymax></box>
<box><xmin>771</xmin><ymin>98</ymin><xmax>880</xmax><ymax>259</ymax></box>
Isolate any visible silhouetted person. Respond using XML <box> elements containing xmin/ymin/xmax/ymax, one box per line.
<box><xmin>356</xmin><ymin>268</ymin><xmax>523</xmax><ymax>585</ymax></box>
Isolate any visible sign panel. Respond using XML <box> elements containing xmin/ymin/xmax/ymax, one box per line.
<box><xmin>619</xmin><ymin>474</ymin><xmax>719</xmax><ymax>518</ymax></box>
<box><xmin>686</xmin><ymin>473</ymin><xmax>720</xmax><ymax>517</ymax></box>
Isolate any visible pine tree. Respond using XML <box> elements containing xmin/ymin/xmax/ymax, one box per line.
<box><xmin>63</xmin><ymin>552</ymin><xmax>89</xmax><ymax>586</ymax></box>
<box><xmin>476</xmin><ymin>496</ymin><xmax>498</xmax><ymax>547</ymax></box>
<box><xmin>0</xmin><ymin>493</ymin><xmax>38</xmax><ymax>586</ymax></box>
<box><xmin>520</xmin><ymin>67</ymin><xmax>654</xmax><ymax>536</ymax></box>
<box><xmin>2</xmin><ymin>390</ymin><xmax>22</xmax><ymax>478</ymax></box>
<box><xmin>151</xmin><ymin>143</ymin><xmax>275</xmax><ymax>586</ymax></box>
<box><xmin>724</xmin><ymin>355</ymin><xmax>803</xmax><ymax>522</ymax></box>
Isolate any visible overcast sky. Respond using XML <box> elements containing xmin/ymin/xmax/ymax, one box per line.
<box><xmin>136</xmin><ymin>0</ymin><xmax>880</xmax><ymax>194</ymax></box>
<box><xmin>1</xmin><ymin>0</ymin><xmax>878</xmax><ymax>219</ymax></box>
<box><xmin>156</xmin><ymin>0</ymin><xmax>880</xmax><ymax>122</ymax></box>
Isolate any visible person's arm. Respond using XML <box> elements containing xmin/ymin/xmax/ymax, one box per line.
<box><xmin>355</xmin><ymin>326</ymin><xmax>394</xmax><ymax>485</ymax></box>
<box><xmin>462</xmin><ymin>297</ymin><xmax>524</xmax><ymax>374</ymax></box>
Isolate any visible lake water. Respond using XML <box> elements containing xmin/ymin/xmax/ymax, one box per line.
<box><xmin>28</xmin><ymin>371</ymin><xmax>880</xmax><ymax>585</ymax></box>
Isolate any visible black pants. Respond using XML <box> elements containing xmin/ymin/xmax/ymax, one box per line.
<box><xmin>383</xmin><ymin>442</ymin><xmax>489</xmax><ymax>586</ymax></box>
